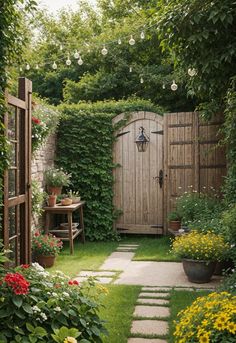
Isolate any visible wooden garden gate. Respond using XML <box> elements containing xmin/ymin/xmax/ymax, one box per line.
<box><xmin>3</xmin><ymin>78</ymin><xmax>32</xmax><ymax>264</ymax></box>
<box><xmin>113</xmin><ymin>111</ymin><xmax>226</xmax><ymax>235</ymax></box>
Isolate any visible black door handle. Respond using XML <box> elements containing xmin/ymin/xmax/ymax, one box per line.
<box><xmin>153</xmin><ymin>170</ymin><xmax>163</xmax><ymax>188</ymax></box>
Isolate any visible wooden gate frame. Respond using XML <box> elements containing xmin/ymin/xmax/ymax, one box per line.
<box><xmin>3</xmin><ymin>78</ymin><xmax>32</xmax><ymax>264</ymax></box>
<box><xmin>113</xmin><ymin>111</ymin><xmax>226</xmax><ymax>235</ymax></box>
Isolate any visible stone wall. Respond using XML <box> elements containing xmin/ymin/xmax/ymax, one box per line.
<box><xmin>31</xmin><ymin>133</ymin><xmax>56</xmax><ymax>228</ymax></box>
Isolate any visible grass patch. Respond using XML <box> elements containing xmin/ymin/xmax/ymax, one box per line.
<box><xmin>168</xmin><ymin>290</ymin><xmax>211</xmax><ymax>342</ymax></box>
<box><xmin>50</xmin><ymin>241</ymin><xmax>118</xmax><ymax>277</ymax></box>
<box><xmin>100</xmin><ymin>285</ymin><xmax>141</xmax><ymax>343</ymax></box>
<box><xmin>119</xmin><ymin>236</ymin><xmax>179</xmax><ymax>262</ymax></box>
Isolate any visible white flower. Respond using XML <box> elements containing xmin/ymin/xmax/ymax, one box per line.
<box><xmin>32</xmin><ymin>305</ymin><xmax>41</xmax><ymax>313</ymax></box>
<box><xmin>54</xmin><ymin>306</ymin><xmax>61</xmax><ymax>312</ymax></box>
<box><xmin>40</xmin><ymin>313</ymin><xmax>47</xmax><ymax>321</ymax></box>
<box><xmin>52</xmin><ymin>292</ymin><xmax>58</xmax><ymax>297</ymax></box>
<box><xmin>32</xmin><ymin>262</ymin><xmax>45</xmax><ymax>271</ymax></box>
<box><xmin>63</xmin><ymin>292</ymin><xmax>69</xmax><ymax>297</ymax></box>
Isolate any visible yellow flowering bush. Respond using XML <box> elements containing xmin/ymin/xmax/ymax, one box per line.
<box><xmin>174</xmin><ymin>292</ymin><xmax>236</xmax><ymax>342</ymax></box>
<box><xmin>172</xmin><ymin>231</ymin><xmax>229</xmax><ymax>261</ymax></box>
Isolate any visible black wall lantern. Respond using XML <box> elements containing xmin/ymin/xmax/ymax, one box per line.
<box><xmin>135</xmin><ymin>126</ymin><xmax>149</xmax><ymax>152</ymax></box>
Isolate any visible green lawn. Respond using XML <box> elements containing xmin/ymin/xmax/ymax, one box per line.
<box><xmin>120</xmin><ymin>235</ymin><xmax>179</xmax><ymax>262</ymax></box>
<box><xmin>168</xmin><ymin>290</ymin><xmax>211</xmax><ymax>342</ymax></box>
<box><xmin>50</xmin><ymin>241</ymin><xmax>118</xmax><ymax>277</ymax></box>
<box><xmin>99</xmin><ymin>285</ymin><xmax>141</xmax><ymax>343</ymax></box>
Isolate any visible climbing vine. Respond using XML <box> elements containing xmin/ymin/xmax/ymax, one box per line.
<box><xmin>57</xmin><ymin>99</ymin><xmax>163</xmax><ymax>240</ymax></box>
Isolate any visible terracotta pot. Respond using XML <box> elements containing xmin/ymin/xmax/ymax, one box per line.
<box><xmin>169</xmin><ymin>220</ymin><xmax>181</xmax><ymax>231</ymax></box>
<box><xmin>48</xmin><ymin>186</ymin><xmax>62</xmax><ymax>195</ymax></box>
<box><xmin>36</xmin><ymin>255</ymin><xmax>55</xmax><ymax>268</ymax></box>
<box><xmin>183</xmin><ymin>259</ymin><xmax>216</xmax><ymax>283</ymax></box>
<box><xmin>48</xmin><ymin>194</ymin><xmax>57</xmax><ymax>207</ymax></box>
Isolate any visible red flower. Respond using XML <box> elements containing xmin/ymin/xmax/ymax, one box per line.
<box><xmin>21</xmin><ymin>264</ymin><xmax>30</xmax><ymax>269</ymax></box>
<box><xmin>32</xmin><ymin>117</ymin><xmax>41</xmax><ymax>125</ymax></box>
<box><xmin>34</xmin><ymin>231</ymin><xmax>40</xmax><ymax>237</ymax></box>
<box><xmin>4</xmin><ymin>272</ymin><xmax>30</xmax><ymax>295</ymax></box>
<box><xmin>68</xmin><ymin>280</ymin><xmax>79</xmax><ymax>286</ymax></box>
<box><xmin>73</xmin><ymin>280</ymin><xmax>79</xmax><ymax>285</ymax></box>
<box><xmin>68</xmin><ymin>280</ymin><xmax>73</xmax><ymax>285</ymax></box>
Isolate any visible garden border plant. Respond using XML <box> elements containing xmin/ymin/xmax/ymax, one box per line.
<box><xmin>56</xmin><ymin>99</ymin><xmax>163</xmax><ymax>240</ymax></box>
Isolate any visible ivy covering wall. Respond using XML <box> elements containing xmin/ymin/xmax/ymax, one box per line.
<box><xmin>57</xmin><ymin>99</ymin><xmax>163</xmax><ymax>240</ymax></box>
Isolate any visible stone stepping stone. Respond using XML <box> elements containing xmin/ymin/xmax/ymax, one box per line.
<box><xmin>119</xmin><ymin>244</ymin><xmax>139</xmax><ymax>247</ymax></box>
<box><xmin>137</xmin><ymin>298</ymin><xmax>169</xmax><ymax>305</ymax></box>
<box><xmin>79</xmin><ymin>271</ymin><xmax>116</xmax><ymax>277</ymax></box>
<box><xmin>100</xmin><ymin>252</ymin><xmax>135</xmax><ymax>270</ymax></box>
<box><xmin>96</xmin><ymin>277</ymin><xmax>113</xmax><ymax>284</ymax></box>
<box><xmin>128</xmin><ymin>338</ymin><xmax>167</xmax><ymax>343</ymax></box>
<box><xmin>131</xmin><ymin>320</ymin><xmax>168</xmax><ymax>336</ymax></box>
<box><xmin>139</xmin><ymin>292</ymin><xmax>170</xmax><ymax>299</ymax></box>
<box><xmin>174</xmin><ymin>287</ymin><xmax>194</xmax><ymax>291</ymax></box>
<box><xmin>196</xmin><ymin>288</ymin><xmax>214</xmax><ymax>291</ymax></box>
<box><xmin>142</xmin><ymin>287</ymin><xmax>171</xmax><ymax>292</ymax></box>
<box><xmin>116</xmin><ymin>247</ymin><xmax>137</xmax><ymax>251</ymax></box>
<box><xmin>134</xmin><ymin>306</ymin><xmax>170</xmax><ymax>318</ymax></box>
<box><xmin>73</xmin><ymin>276</ymin><xmax>88</xmax><ymax>283</ymax></box>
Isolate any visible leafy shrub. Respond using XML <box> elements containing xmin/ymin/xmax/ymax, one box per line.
<box><xmin>32</xmin><ymin>180</ymin><xmax>46</xmax><ymax>217</ymax></box>
<box><xmin>44</xmin><ymin>168</ymin><xmax>71</xmax><ymax>188</ymax></box>
<box><xmin>221</xmin><ymin>205</ymin><xmax>236</xmax><ymax>264</ymax></box>
<box><xmin>0</xmin><ymin>263</ymin><xmax>106</xmax><ymax>342</ymax></box>
<box><xmin>176</xmin><ymin>190</ymin><xmax>223</xmax><ymax>230</ymax></box>
<box><xmin>219</xmin><ymin>272</ymin><xmax>236</xmax><ymax>295</ymax></box>
<box><xmin>174</xmin><ymin>292</ymin><xmax>236</xmax><ymax>342</ymax></box>
<box><xmin>167</xmin><ymin>211</ymin><xmax>182</xmax><ymax>221</ymax></box>
<box><xmin>172</xmin><ymin>231</ymin><xmax>229</xmax><ymax>261</ymax></box>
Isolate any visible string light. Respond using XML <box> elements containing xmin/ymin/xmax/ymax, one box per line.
<box><xmin>188</xmin><ymin>68</ymin><xmax>197</xmax><ymax>77</ymax></box>
<box><xmin>66</xmin><ymin>54</ymin><xmax>71</xmax><ymax>66</ymax></box>
<box><xmin>140</xmin><ymin>30</ymin><xmax>145</xmax><ymax>39</ymax></box>
<box><xmin>129</xmin><ymin>35</ymin><xmax>135</xmax><ymax>45</ymax></box>
<box><xmin>171</xmin><ymin>80</ymin><xmax>178</xmax><ymax>91</ymax></box>
<box><xmin>129</xmin><ymin>66</ymin><xmax>133</xmax><ymax>73</ymax></box>
<box><xmin>78</xmin><ymin>56</ymin><xmax>83</xmax><ymax>65</ymax></box>
<box><xmin>118</xmin><ymin>38</ymin><xmax>122</xmax><ymax>45</ymax></box>
<box><xmin>74</xmin><ymin>50</ymin><xmax>80</xmax><ymax>59</ymax></box>
<box><xmin>52</xmin><ymin>61</ymin><xmax>57</xmax><ymax>70</ymax></box>
<box><xmin>101</xmin><ymin>45</ymin><xmax>108</xmax><ymax>55</ymax></box>
<box><xmin>26</xmin><ymin>63</ymin><xmax>30</xmax><ymax>70</ymax></box>
<box><xmin>140</xmin><ymin>76</ymin><xmax>144</xmax><ymax>84</ymax></box>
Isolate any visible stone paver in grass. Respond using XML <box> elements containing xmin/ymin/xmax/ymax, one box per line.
<box><xmin>79</xmin><ymin>271</ymin><xmax>116</xmax><ymax>277</ymax></box>
<box><xmin>134</xmin><ymin>305</ymin><xmax>170</xmax><ymax>318</ymax></box>
<box><xmin>128</xmin><ymin>338</ymin><xmax>167</xmax><ymax>343</ymax></box>
<box><xmin>95</xmin><ymin>277</ymin><xmax>113</xmax><ymax>284</ymax></box>
<box><xmin>174</xmin><ymin>287</ymin><xmax>195</xmax><ymax>291</ymax></box>
<box><xmin>139</xmin><ymin>292</ymin><xmax>170</xmax><ymax>298</ymax></box>
<box><xmin>142</xmin><ymin>287</ymin><xmax>172</xmax><ymax>292</ymax></box>
<box><xmin>100</xmin><ymin>251</ymin><xmax>135</xmax><ymax>270</ymax></box>
<box><xmin>131</xmin><ymin>320</ymin><xmax>168</xmax><ymax>336</ymax></box>
<box><xmin>137</xmin><ymin>298</ymin><xmax>169</xmax><ymax>305</ymax></box>
<box><xmin>119</xmin><ymin>244</ymin><xmax>139</xmax><ymax>247</ymax></box>
<box><xmin>117</xmin><ymin>246</ymin><xmax>137</xmax><ymax>250</ymax></box>
<box><xmin>74</xmin><ymin>276</ymin><xmax>88</xmax><ymax>283</ymax></box>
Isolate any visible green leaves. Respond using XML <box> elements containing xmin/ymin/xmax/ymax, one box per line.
<box><xmin>51</xmin><ymin>327</ymin><xmax>81</xmax><ymax>343</ymax></box>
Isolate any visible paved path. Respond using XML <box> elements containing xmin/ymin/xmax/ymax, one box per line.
<box><xmin>75</xmin><ymin>243</ymin><xmax>220</xmax><ymax>342</ymax></box>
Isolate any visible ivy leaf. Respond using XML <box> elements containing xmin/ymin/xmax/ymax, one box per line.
<box><xmin>12</xmin><ymin>296</ymin><xmax>23</xmax><ymax>308</ymax></box>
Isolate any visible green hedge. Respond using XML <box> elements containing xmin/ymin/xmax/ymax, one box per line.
<box><xmin>57</xmin><ymin>99</ymin><xmax>163</xmax><ymax>240</ymax></box>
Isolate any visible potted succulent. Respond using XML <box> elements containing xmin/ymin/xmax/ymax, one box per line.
<box><xmin>168</xmin><ymin>211</ymin><xmax>182</xmax><ymax>231</ymax></box>
<box><xmin>32</xmin><ymin>231</ymin><xmax>63</xmax><ymax>268</ymax></box>
<box><xmin>44</xmin><ymin>167</ymin><xmax>71</xmax><ymax>195</ymax></box>
<box><xmin>172</xmin><ymin>230</ymin><xmax>229</xmax><ymax>283</ymax></box>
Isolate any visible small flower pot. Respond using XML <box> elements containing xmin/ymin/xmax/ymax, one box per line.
<box><xmin>48</xmin><ymin>194</ymin><xmax>57</xmax><ymax>207</ymax></box>
<box><xmin>182</xmin><ymin>259</ymin><xmax>216</xmax><ymax>283</ymax></box>
<box><xmin>36</xmin><ymin>255</ymin><xmax>56</xmax><ymax>268</ymax></box>
<box><xmin>169</xmin><ymin>220</ymin><xmax>181</xmax><ymax>231</ymax></box>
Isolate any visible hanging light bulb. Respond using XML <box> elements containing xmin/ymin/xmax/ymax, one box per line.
<box><xmin>171</xmin><ymin>80</ymin><xmax>178</xmax><ymax>91</ymax></box>
<box><xmin>118</xmin><ymin>38</ymin><xmax>122</xmax><ymax>45</ymax></box>
<box><xmin>129</xmin><ymin>66</ymin><xmax>133</xmax><ymax>73</ymax></box>
<box><xmin>101</xmin><ymin>45</ymin><xmax>108</xmax><ymax>56</ymax></box>
<box><xmin>140</xmin><ymin>77</ymin><xmax>144</xmax><ymax>84</ymax></box>
<box><xmin>60</xmin><ymin>44</ymin><xmax>63</xmax><ymax>51</ymax></box>
<box><xmin>140</xmin><ymin>30</ymin><xmax>145</xmax><ymax>39</ymax></box>
<box><xmin>162</xmin><ymin>83</ymin><xmax>166</xmax><ymax>89</ymax></box>
<box><xmin>74</xmin><ymin>50</ymin><xmax>80</xmax><ymax>59</ymax></box>
<box><xmin>129</xmin><ymin>35</ymin><xmax>135</xmax><ymax>45</ymax></box>
<box><xmin>78</xmin><ymin>56</ymin><xmax>83</xmax><ymax>65</ymax></box>
<box><xmin>66</xmin><ymin>54</ymin><xmax>71</xmax><ymax>66</ymax></box>
<box><xmin>52</xmin><ymin>61</ymin><xmax>57</xmax><ymax>70</ymax></box>
<box><xmin>188</xmin><ymin>68</ymin><xmax>197</xmax><ymax>77</ymax></box>
<box><xmin>26</xmin><ymin>63</ymin><xmax>30</xmax><ymax>70</ymax></box>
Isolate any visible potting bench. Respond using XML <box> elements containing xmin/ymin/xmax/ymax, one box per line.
<box><xmin>44</xmin><ymin>201</ymin><xmax>85</xmax><ymax>254</ymax></box>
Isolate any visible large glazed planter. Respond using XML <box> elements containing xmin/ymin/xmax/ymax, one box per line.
<box><xmin>182</xmin><ymin>259</ymin><xmax>216</xmax><ymax>283</ymax></box>
<box><xmin>36</xmin><ymin>255</ymin><xmax>56</xmax><ymax>268</ymax></box>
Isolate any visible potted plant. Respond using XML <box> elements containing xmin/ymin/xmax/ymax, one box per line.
<box><xmin>32</xmin><ymin>230</ymin><xmax>63</xmax><ymax>267</ymax></box>
<box><xmin>168</xmin><ymin>211</ymin><xmax>182</xmax><ymax>231</ymax></box>
<box><xmin>172</xmin><ymin>230</ymin><xmax>229</xmax><ymax>283</ymax></box>
<box><xmin>44</xmin><ymin>167</ymin><xmax>71</xmax><ymax>195</ymax></box>
<box><xmin>68</xmin><ymin>190</ymin><xmax>81</xmax><ymax>204</ymax></box>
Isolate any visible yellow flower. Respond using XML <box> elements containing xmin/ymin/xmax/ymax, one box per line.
<box><xmin>64</xmin><ymin>337</ymin><xmax>77</xmax><ymax>343</ymax></box>
<box><xmin>227</xmin><ymin>322</ymin><xmax>236</xmax><ymax>334</ymax></box>
<box><xmin>199</xmin><ymin>331</ymin><xmax>210</xmax><ymax>343</ymax></box>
